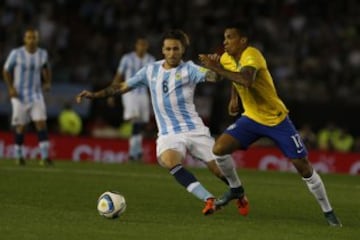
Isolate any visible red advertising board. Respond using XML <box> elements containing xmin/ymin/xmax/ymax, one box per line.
<box><xmin>0</xmin><ymin>131</ymin><xmax>359</xmax><ymax>175</ymax></box>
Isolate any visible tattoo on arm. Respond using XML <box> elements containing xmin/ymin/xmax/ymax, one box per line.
<box><xmin>103</xmin><ymin>85</ymin><xmax>118</xmax><ymax>96</ymax></box>
<box><xmin>205</xmin><ymin>70</ymin><xmax>220</xmax><ymax>82</ymax></box>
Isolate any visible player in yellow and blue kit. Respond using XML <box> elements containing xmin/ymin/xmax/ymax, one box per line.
<box><xmin>199</xmin><ymin>23</ymin><xmax>341</xmax><ymax>226</ymax></box>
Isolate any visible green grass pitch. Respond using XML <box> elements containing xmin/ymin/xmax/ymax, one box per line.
<box><xmin>0</xmin><ymin>159</ymin><xmax>359</xmax><ymax>240</ymax></box>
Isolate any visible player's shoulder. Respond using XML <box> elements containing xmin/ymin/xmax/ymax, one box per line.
<box><xmin>146</xmin><ymin>53</ymin><xmax>156</xmax><ymax>61</ymax></box>
<box><xmin>37</xmin><ymin>47</ymin><xmax>48</xmax><ymax>55</ymax></box>
<box><xmin>121</xmin><ymin>52</ymin><xmax>135</xmax><ymax>60</ymax></box>
<box><xmin>242</xmin><ymin>46</ymin><xmax>264</xmax><ymax>58</ymax></box>
<box><xmin>9</xmin><ymin>46</ymin><xmax>24</xmax><ymax>55</ymax></box>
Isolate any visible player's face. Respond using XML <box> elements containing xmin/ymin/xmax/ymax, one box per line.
<box><xmin>135</xmin><ymin>39</ymin><xmax>149</xmax><ymax>56</ymax></box>
<box><xmin>223</xmin><ymin>28</ymin><xmax>246</xmax><ymax>57</ymax></box>
<box><xmin>162</xmin><ymin>39</ymin><xmax>184</xmax><ymax>68</ymax></box>
<box><xmin>24</xmin><ymin>30</ymin><xmax>39</xmax><ymax>50</ymax></box>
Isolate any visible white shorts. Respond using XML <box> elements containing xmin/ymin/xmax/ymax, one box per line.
<box><xmin>122</xmin><ymin>92</ymin><xmax>150</xmax><ymax>122</ymax></box>
<box><xmin>156</xmin><ymin>128</ymin><xmax>216</xmax><ymax>163</ymax></box>
<box><xmin>11</xmin><ymin>98</ymin><xmax>47</xmax><ymax>126</ymax></box>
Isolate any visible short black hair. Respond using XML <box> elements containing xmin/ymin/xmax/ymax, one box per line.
<box><xmin>225</xmin><ymin>21</ymin><xmax>251</xmax><ymax>39</ymax></box>
<box><xmin>162</xmin><ymin>29</ymin><xmax>190</xmax><ymax>48</ymax></box>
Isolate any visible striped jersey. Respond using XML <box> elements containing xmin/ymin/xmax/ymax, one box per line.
<box><xmin>127</xmin><ymin>60</ymin><xmax>209</xmax><ymax>136</ymax></box>
<box><xmin>3</xmin><ymin>46</ymin><xmax>49</xmax><ymax>103</ymax></box>
<box><xmin>117</xmin><ymin>52</ymin><xmax>155</xmax><ymax>94</ymax></box>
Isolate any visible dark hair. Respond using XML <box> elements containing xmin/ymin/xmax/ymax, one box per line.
<box><xmin>225</xmin><ymin>21</ymin><xmax>251</xmax><ymax>39</ymax></box>
<box><xmin>24</xmin><ymin>26</ymin><xmax>38</xmax><ymax>33</ymax></box>
<box><xmin>162</xmin><ymin>29</ymin><xmax>190</xmax><ymax>48</ymax></box>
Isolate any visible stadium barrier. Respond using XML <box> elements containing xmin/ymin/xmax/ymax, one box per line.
<box><xmin>0</xmin><ymin>131</ymin><xmax>359</xmax><ymax>175</ymax></box>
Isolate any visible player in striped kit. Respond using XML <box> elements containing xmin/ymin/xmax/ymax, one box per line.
<box><xmin>111</xmin><ymin>37</ymin><xmax>155</xmax><ymax>161</ymax></box>
<box><xmin>76</xmin><ymin>29</ymin><xmax>249</xmax><ymax>216</ymax></box>
<box><xmin>3</xmin><ymin>28</ymin><xmax>52</xmax><ymax>166</ymax></box>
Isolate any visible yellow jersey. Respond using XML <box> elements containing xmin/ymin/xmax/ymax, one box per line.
<box><xmin>220</xmin><ymin>46</ymin><xmax>288</xmax><ymax>126</ymax></box>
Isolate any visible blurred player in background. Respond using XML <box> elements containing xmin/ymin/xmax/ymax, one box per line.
<box><xmin>3</xmin><ymin>28</ymin><xmax>52</xmax><ymax>166</ymax></box>
<box><xmin>76</xmin><ymin>29</ymin><xmax>248</xmax><ymax>216</ymax></box>
<box><xmin>199</xmin><ymin>23</ymin><xmax>341</xmax><ymax>226</ymax></box>
<box><xmin>109</xmin><ymin>37</ymin><xmax>155</xmax><ymax>161</ymax></box>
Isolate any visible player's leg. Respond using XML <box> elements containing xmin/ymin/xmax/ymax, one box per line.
<box><xmin>10</xmin><ymin>98</ymin><xmax>27</xmax><ymax>165</ymax></box>
<box><xmin>157</xmin><ymin>135</ymin><xmax>216</xmax><ymax>215</ymax></box>
<box><xmin>187</xmin><ymin>130</ymin><xmax>247</xmax><ymax>210</ymax></box>
<box><xmin>270</xmin><ymin>117</ymin><xmax>341</xmax><ymax>226</ymax></box>
<box><xmin>131</xmin><ymin>94</ymin><xmax>151</xmax><ymax>161</ymax></box>
<box><xmin>122</xmin><ymin>93</ymin><xmax>140</xmax><ymax>161</ymax></box>
<box><xmin>212</xmin><ymin>134</ymin><xmax>249</xmax><ymax>215</ymax></box>
<box><xmin>212</xmin><ymin>117</ymin><xmax>258</xmax><ymax>214</ymax></box>
<box><xmin>31</xmin><ymin>100</ymin><xmax>52</xmax><ymax>166</ymax></box>
<box><xmin>292</xmin><ymin>157</ymin><xmax>341</xmax><ymax>226</ymax></box>
<box><xmin>129</xmin><ymin>121</ymin><xmax>144</xmax><ymax>160</ymax></box>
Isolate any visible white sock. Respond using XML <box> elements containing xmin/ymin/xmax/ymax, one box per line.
<box><xmin>14</xmin><ymin>144</ymin><xmax>23</xmax><ymax>159</ymax></box>
<box><xmin>303</xmin><ymin>171</ymin><xmax>332</xmax><ymax>212</ymax></box>
<box><xmin>187</xmin><ymin>182</ymin><xmax>213</xmax><ymax>201</ymax></box>
<box><xmin>129</xmin><ymin>136</ymin><xmax>137</xmax><ymax>157</ymax></box>
<box><xmin>135</xmin><ymin>134</ymin><xmax>143</xmax><ymax>156</ymax></box>
<box><xmin>39</xmin><ymin>141</ymin><xmax>49</xmax><ymax>160</ymax></box>
<box><xmin>215</xmin><ymin>154</ymin><xmax>242</xmax><ymax>188</ymax></box>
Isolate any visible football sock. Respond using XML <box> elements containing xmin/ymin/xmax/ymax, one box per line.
<box><xmin>14</xmin><ymin>133</ymin><xmax>24</xmax><ymax>159</ymax></box>
<box><xmin>303</xmin><ymin>170</ymin><xmax>332</xmax><ymax>212</ymax></box>
<box><xmin>215</xmin><ymin>154</ymin><xmax>242</xmax><ymax>188</ymax></box>
<box><xmin>128</xmin><ymin>136</ymin><xmax>137</xmax><ymax>158</ymax></box>
<box><xmin>135</xmin><ymin>134</ymin><xmax>143</xmax><ymax>157</ymax></box>
<box><xmin>39</xmin><ymin>141</ymin><xmax>49</xmax><ymax>160</ymax></box>
<box><xmin>37</xmin><ymin>130</ymin><xmax>49</xmax><ymax>160</ymax></box>
<box><xmin>14</xmin><ymin>144</ymin><xmax>23</xmax><ymax>159</ymax></box>
<box><xmin>170</xmin><ymin>164</ymin><xmax>213</xmax><ymax>201</ymax></box>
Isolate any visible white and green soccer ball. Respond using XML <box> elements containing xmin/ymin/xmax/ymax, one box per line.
<box><xmin>97</xmin><ymin>191</ymin><xmax>126</xmax><ymax>219</ymax></box>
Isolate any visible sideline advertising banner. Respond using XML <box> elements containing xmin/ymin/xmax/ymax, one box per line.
<box><xmin>0</xmin><ymin>131</ymin><xmax>359</xmax><ymax>175</ymax></box>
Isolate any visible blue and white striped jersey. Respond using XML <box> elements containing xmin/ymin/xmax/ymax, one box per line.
<box><xmin>4</xmin><ymin>46</ymin><xmax>48</xmax><ymax>103</ymax></box>
<box><xmin>117</xmin><ymin>52</ymin><xmax>155</xmax><ymax>94</ymax></box>
<box><xmin>127</xmin><ymin>60</ymin><xmax>210</xmax><ymax>136</ymax></box>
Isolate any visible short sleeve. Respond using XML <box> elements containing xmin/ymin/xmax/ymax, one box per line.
<box><xmin>126</xmin><ymin>66</ymin><xmax>148</xmax><ymax>89</ymax></box>
<box><xmin>117</xmin><ymin>56</ymin><xmax>127</xmax><ymax>75</ymax></box>
<box><xmin>41</xmin><ymin>49</ymin><xmax>49</xmax><ymax>67</ymax></box>
<box><xmin>4</xmin><ymin>50</ymin><xmax>17</xmax><ymax>71</ymax></box>
<box><xmin>240</xmin><ymin>48</ymin><xmax>265</xmax><ymax>70</ymax></box>
<box><xmin>187</xmin><ymin>61</ymin><xmax>208</xmax><ymax>84</ymax></box>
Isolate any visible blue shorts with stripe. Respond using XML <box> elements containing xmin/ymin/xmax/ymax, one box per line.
<box><xmin>224</xmin><ymin>116</ymin><xmax>308</xmax><ymax>159</ymax></box>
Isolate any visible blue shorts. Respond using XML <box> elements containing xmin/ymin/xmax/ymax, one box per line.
<box><xmin>224</xmin><ymin>116</ymin><xmax>308</xmax><ymax>159</ymax></box>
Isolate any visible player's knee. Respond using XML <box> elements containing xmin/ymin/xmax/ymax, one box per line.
<box><xmin>212</xmin><ymin>142</ymin><xmax>227</xmax><ymax>156</ymax></box>
<box><xmin>292</xmin><ymin>157</ymin><xmax>313</xmax><ymax>178</ymax></box>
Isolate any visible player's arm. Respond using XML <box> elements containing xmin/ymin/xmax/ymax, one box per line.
<box><xmin>3</xmin><ymin>50</ymin><xmax>18</xmax><ymax>98</ymax></box>
<box><xmin>199</xmin><ymin>54</ymin><xmax>257</xmax><ymax>87</ymax></box>
<box><xmin>228</xmin><ymin>85</ymin><xmax>240</xmax><ymax>116</ymax></box>
<box><xmin>2</xmin><ymin>68</ymin><xmax>17</xmax><ymax>98</ymax></box>
<box><xmin>76</xmin><ymin>82</ymin><xmax>133</xmax><ymax>104</ymax></box>
<box><xmin>204</xmin><ymin>70</ymin><xmax>221</xmax><ymax>83</ymax></box>
<box><xmin>41</xmin><ymin>63</ymin><xmax>52</xmax><ymax>91</ymax></box>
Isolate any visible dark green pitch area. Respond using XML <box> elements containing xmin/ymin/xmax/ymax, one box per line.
<box><xmin>0</xmin><ymin>159</ymin><xmax>358</xmax><ymax>240</ymax></box>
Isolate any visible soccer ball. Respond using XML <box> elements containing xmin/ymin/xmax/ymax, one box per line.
<box><xmin>97</xmin><ymin>191</ymin><xmax>126</xmax><ymax>219</ymax></box>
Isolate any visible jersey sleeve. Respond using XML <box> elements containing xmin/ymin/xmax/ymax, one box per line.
<box><xmin>126</xmin><ymin>66</ymin><xmax>148</xmax><ymax>88</ymax></box>
<box><xmin>41</xmin><ymin>49</ymin><xmax>49</xmax><ymax>68</ymax></box>
<box><xmin>187</xmin><ymin>61</ymin><xmax>208</xmax><ymax>84</ymax></box>
<box><xmin>3</xmin><ymin>50</ymin><xmax>17</xmax><ymax>72</ymax></box>
<box><xmin>117</xmin><ymin>56</ymin><xmax>127</xmax><ymax>75</ymax></box>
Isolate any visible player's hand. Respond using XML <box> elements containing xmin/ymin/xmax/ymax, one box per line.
<box><xmin>43</xmin><ymin>82</ymin><xmax>51</xmax><ymax>92</ymax></box>
<box><xmin>8</xmin><ymin>87</ymin><xmax>18</xmax><ymax>98</ymax></box>
<box><xmin>107</xmin><ymin>96</ymin><xmax>116</xmax><ymax>107</ymax></box>
<box><xmin>198</xmin><ymin>54</ymin><xmax>221</xmax><ymax>71</ymax></box>
<box><xmin>76</xmin><ymin>90</ymin><xmax>95</xmax><ymax>103</ymax></box>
